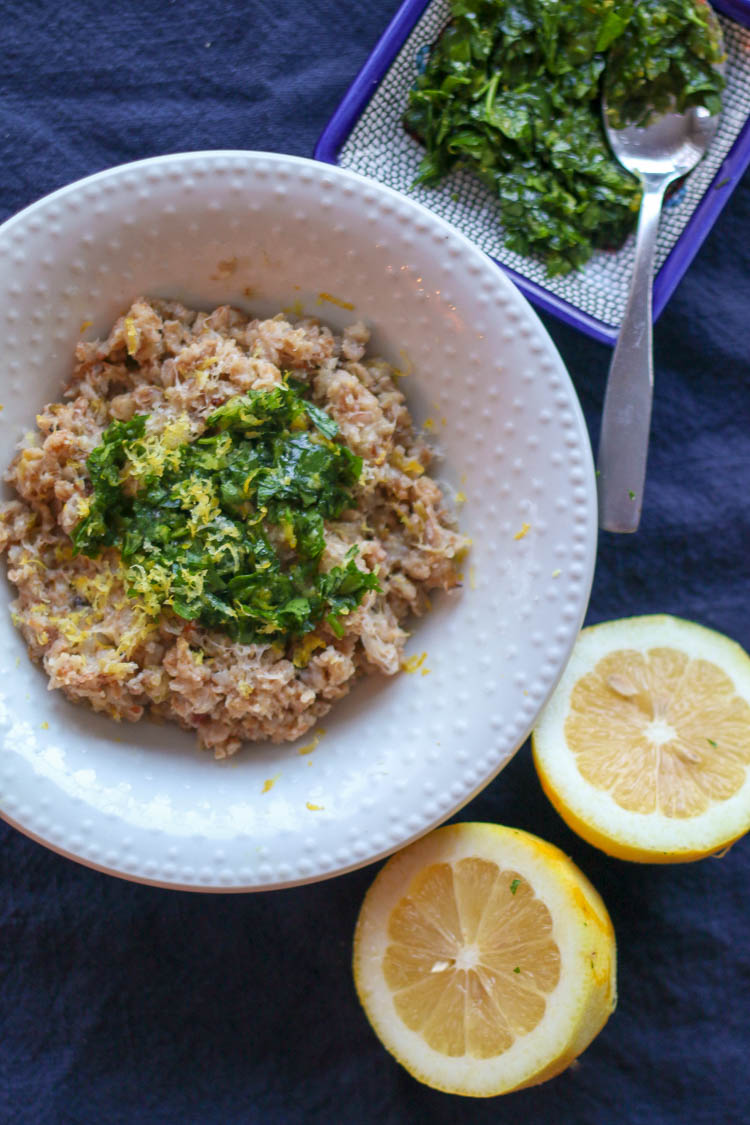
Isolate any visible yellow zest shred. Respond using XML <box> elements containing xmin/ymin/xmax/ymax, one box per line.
<box><xmin>401</xmin><ymin>651</ymin><xmax>428</xmax><ymax>674</ymax></box>
<box><xmin>297</xmin><ymin>729</ymin><xmax>325</xmax><ymax>755</ymax></box>
<box><xmin>126</xmin><ymin>561</ymin><xmax>172</xmax><ymax>616</ymax></box>
<box><xmin>122</xmin><ymin>431</ymin><xmax>181</xmax><ymax>484</ymax></box>
<box><xmin>306</xmin><ymin>801</ymin><xmax>324</xmax><ymax>811</ymax></box>
<box><xmin>68</xmin><ymin>559</ymin><xmax>160</xmax><ymax>656</ymax></box>
<box><xmin>242</xmin><ymin>468</ymin><xmax>261</xmax><ymax>496</ymax></box>
<box><xmin>103</xmin><ymin>660</ymin><xmax>136</xmax><ymax>679</ymax></box>
<box><xmin>161</xmin><ymin>414</ymin><xmax>192</xmax><ymax>449</ymax></box>
<box><xmin>191</xmin><ymin>358</ymin><xmax>219</xmax><ymax>389</ymax></box>
<box><xmin>281</xmin><ymin>517</ymin><xmax>298</xmax><ymax>550</ymax></box>
<box><xmin>124</xmin><ymin>317</ymin><xmax>139</xmax><ymax>357</ymax></box>
<box><xmin>177</xmin><ymin>478</ymin><xmax>220</xmax><ymax>536</ymax></box>
<box><xmin>292</xmin><ymin>633</ymin><xmax>325</xmax><ymax>669</ymax></box>
<box><xmin>316</xmin><ymin>292</ymin><xmax>355</xmax><ymax>311</ymax></box>
<box><xmin>391</xmin><ymin>450</ymin><xmax>425</xmax><ymax>477</ymax></box>
<box><xmin>392</xmin><ymin>350</ymin><xmax>414</xmax><ymax>378</ymax></box>
<box><xmin>514</xmin><ymin>522</ymin><xmax>531</xmax><ymax>541</ymax></box>
<box><xmin>261</xmin><ymin>775</ymin><xmax>280</xmax><ymax>794</ymax></box>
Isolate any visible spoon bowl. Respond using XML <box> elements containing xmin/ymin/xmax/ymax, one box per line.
<box><xmin>604</xmin><ymin>103</ymin><xmax>720</xmax><ymax>180</ymax></box>
<box><xmin>597</xmin><ymin>80</ymin><xmax>723</xmax><ymax>533</ymax></box>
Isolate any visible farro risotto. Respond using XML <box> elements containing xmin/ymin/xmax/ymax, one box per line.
<box><xmin>0</xmin><ymin>299</ymin><xmax>468</xmax><ymax>758</ymax></box>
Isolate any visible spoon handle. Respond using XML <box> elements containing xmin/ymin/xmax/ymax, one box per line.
<box><xmin>596</xmin><ymin>174</ymin><xmax>672</xmax><ymax>533</ymax></box>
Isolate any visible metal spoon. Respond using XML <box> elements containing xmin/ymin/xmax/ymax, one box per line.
<box><xmin>597</xmin><ymin>88</ymin><xmax>722</xmax><ymax>533</ymax></box>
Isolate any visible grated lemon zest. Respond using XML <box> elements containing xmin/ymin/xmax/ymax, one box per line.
<box><xmin>292</xmin><ymin>633</ymin><xmax>325</xmax><ymax>669</ymax></box>
<box><xmin>392</xmin><ymin>350</ymin><xmax>414</xmax><ymax>378</ymax></box>
<box><xmin>123</xmin><ymin>432</ymin><xmax>181</xmax><ymax>484</ymax></box>
<box><xmin>391</xmin><ymin>450</ymin><xmax>425</xmax><ymax>477</ymax></box>
<box><xmin>68</xmin><ymin>559</ymin><xmax>160</xmax><ymax>656</ymax></box>
<box><xmin>161</xmin><ymin>414</ymin><xmax>192</xmax><ymax>449</ymax></box>
<box><xmin>124</xmin><ymin>317</ymin><xmax>139</xmax><ymax>357</ymax></box>
<box><xmin>281</xmin><ymin>517</ymin><xmax>298</xmax><ymax>550</ymax></box>
<box><xmin>168</xmin><ymin>477</ymin><xmax>220</xmax><ymax>537</ymax></box>
<box><xmin>297</xmin><ymin>728</ymin><xmax>325</xmax><ymax>755</ymax></box>
<box><xmin>316</xmin><ymin>292</ymin><xmax>355</xmax><ymax>311</ymax></box>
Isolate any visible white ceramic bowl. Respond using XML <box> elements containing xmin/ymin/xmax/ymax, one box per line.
<box><xmin>0</xmin><ymin>151</ymin><xmax>596</xmax><ymax>891</ymax></box>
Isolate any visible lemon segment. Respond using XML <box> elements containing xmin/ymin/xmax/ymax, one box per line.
<box><xmin>353</xmin><ymin>823</ymin><xmax>616</xmax><ymax>1097</ymax></box>
<box><xmin>532</xmin><ymin>615</ymin><xmax>750</xmax><ymax>863</ymax></box>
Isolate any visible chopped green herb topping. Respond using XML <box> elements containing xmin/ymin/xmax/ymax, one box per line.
<box><xmin>604</xmin><ymin>0</ymin><xmax>725</xmax><ymax>131</ymax></box>
<box><xmin>510</xmin><ymin>878</ymin><xmax>521</xmax><ymax>895</ymax></box>
<box><xmin>707</xmin><ymin>738</ymin><xmax>718</xmax><ymax>748</ymax></box>
<box><xmin>404</xmin><ymin>0</ymin><xmax>724</xmax><ymax>276</ymax></box>
<box><xmin>72</xmin><ymin>384</ymin><xmax>380</xmax><ymax>645</ymax></box>
<box><xmin>513</xmin><ymin>966</ymin><xmax>521</xmax><ymax>973</ymax></box>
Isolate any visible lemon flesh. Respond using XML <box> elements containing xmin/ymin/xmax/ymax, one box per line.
<box><xmin>533</xmin><ymin>615</ymin><xmax>750</xmax><ymax>862</ymax></box>
<box><xmin>353</xmin><ymin>823</ymin><xmax>616</xmax><ymax>1097</ymax></box>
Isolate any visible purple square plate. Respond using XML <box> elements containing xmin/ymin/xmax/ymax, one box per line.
<box><xmin>315</xmin><ymin>0</ymin><xmax>750</xmax><ymax>345</ymax></box>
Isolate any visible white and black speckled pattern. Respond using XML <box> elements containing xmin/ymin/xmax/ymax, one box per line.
<box><xmin>338</xmin><ymin>5</ymin><xmax>750</xmax><ymax>332</ymax></box>
<box><xmin>0</xmin><ymin>151</ymin><xmax>596</xmax><ymax>891</ymax></box>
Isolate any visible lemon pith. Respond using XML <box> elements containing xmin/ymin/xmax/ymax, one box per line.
<box><xmin>533</xmin><ymin>615</ymin><xmax>750</xmax><ymax>863</ymax></box>
<box><xmin>353</xmin><ymin>823</ymin><xmax>616</xmax><ymax>1097</ymax></box>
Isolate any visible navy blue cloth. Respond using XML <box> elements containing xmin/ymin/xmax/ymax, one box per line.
<box><xmin>1</xmin><ymin>2</ymin><xmax>749</xmax><ymax>1122</ymax></box>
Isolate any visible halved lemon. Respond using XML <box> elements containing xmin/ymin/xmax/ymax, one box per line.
<box><xmin>353</xmin><ymin>823</ymin><xmax>616</xmax><ymax>1097</ymax></box>
<box><xmin>532</xmin><ymin>615</ymin><xmax>750</xmax><ymax>863</ymax></box>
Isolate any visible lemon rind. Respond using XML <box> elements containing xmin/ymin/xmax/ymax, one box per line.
<box><xmin>353</xmin><ymin>823</ymin><xmax>616</xmax><ymax>1097</ymax></box>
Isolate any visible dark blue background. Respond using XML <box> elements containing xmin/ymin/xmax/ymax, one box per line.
<box><xmin>1</xmin><ymin>2</ymin><xmax>749</xmax><ymax>1122</ymax></box>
